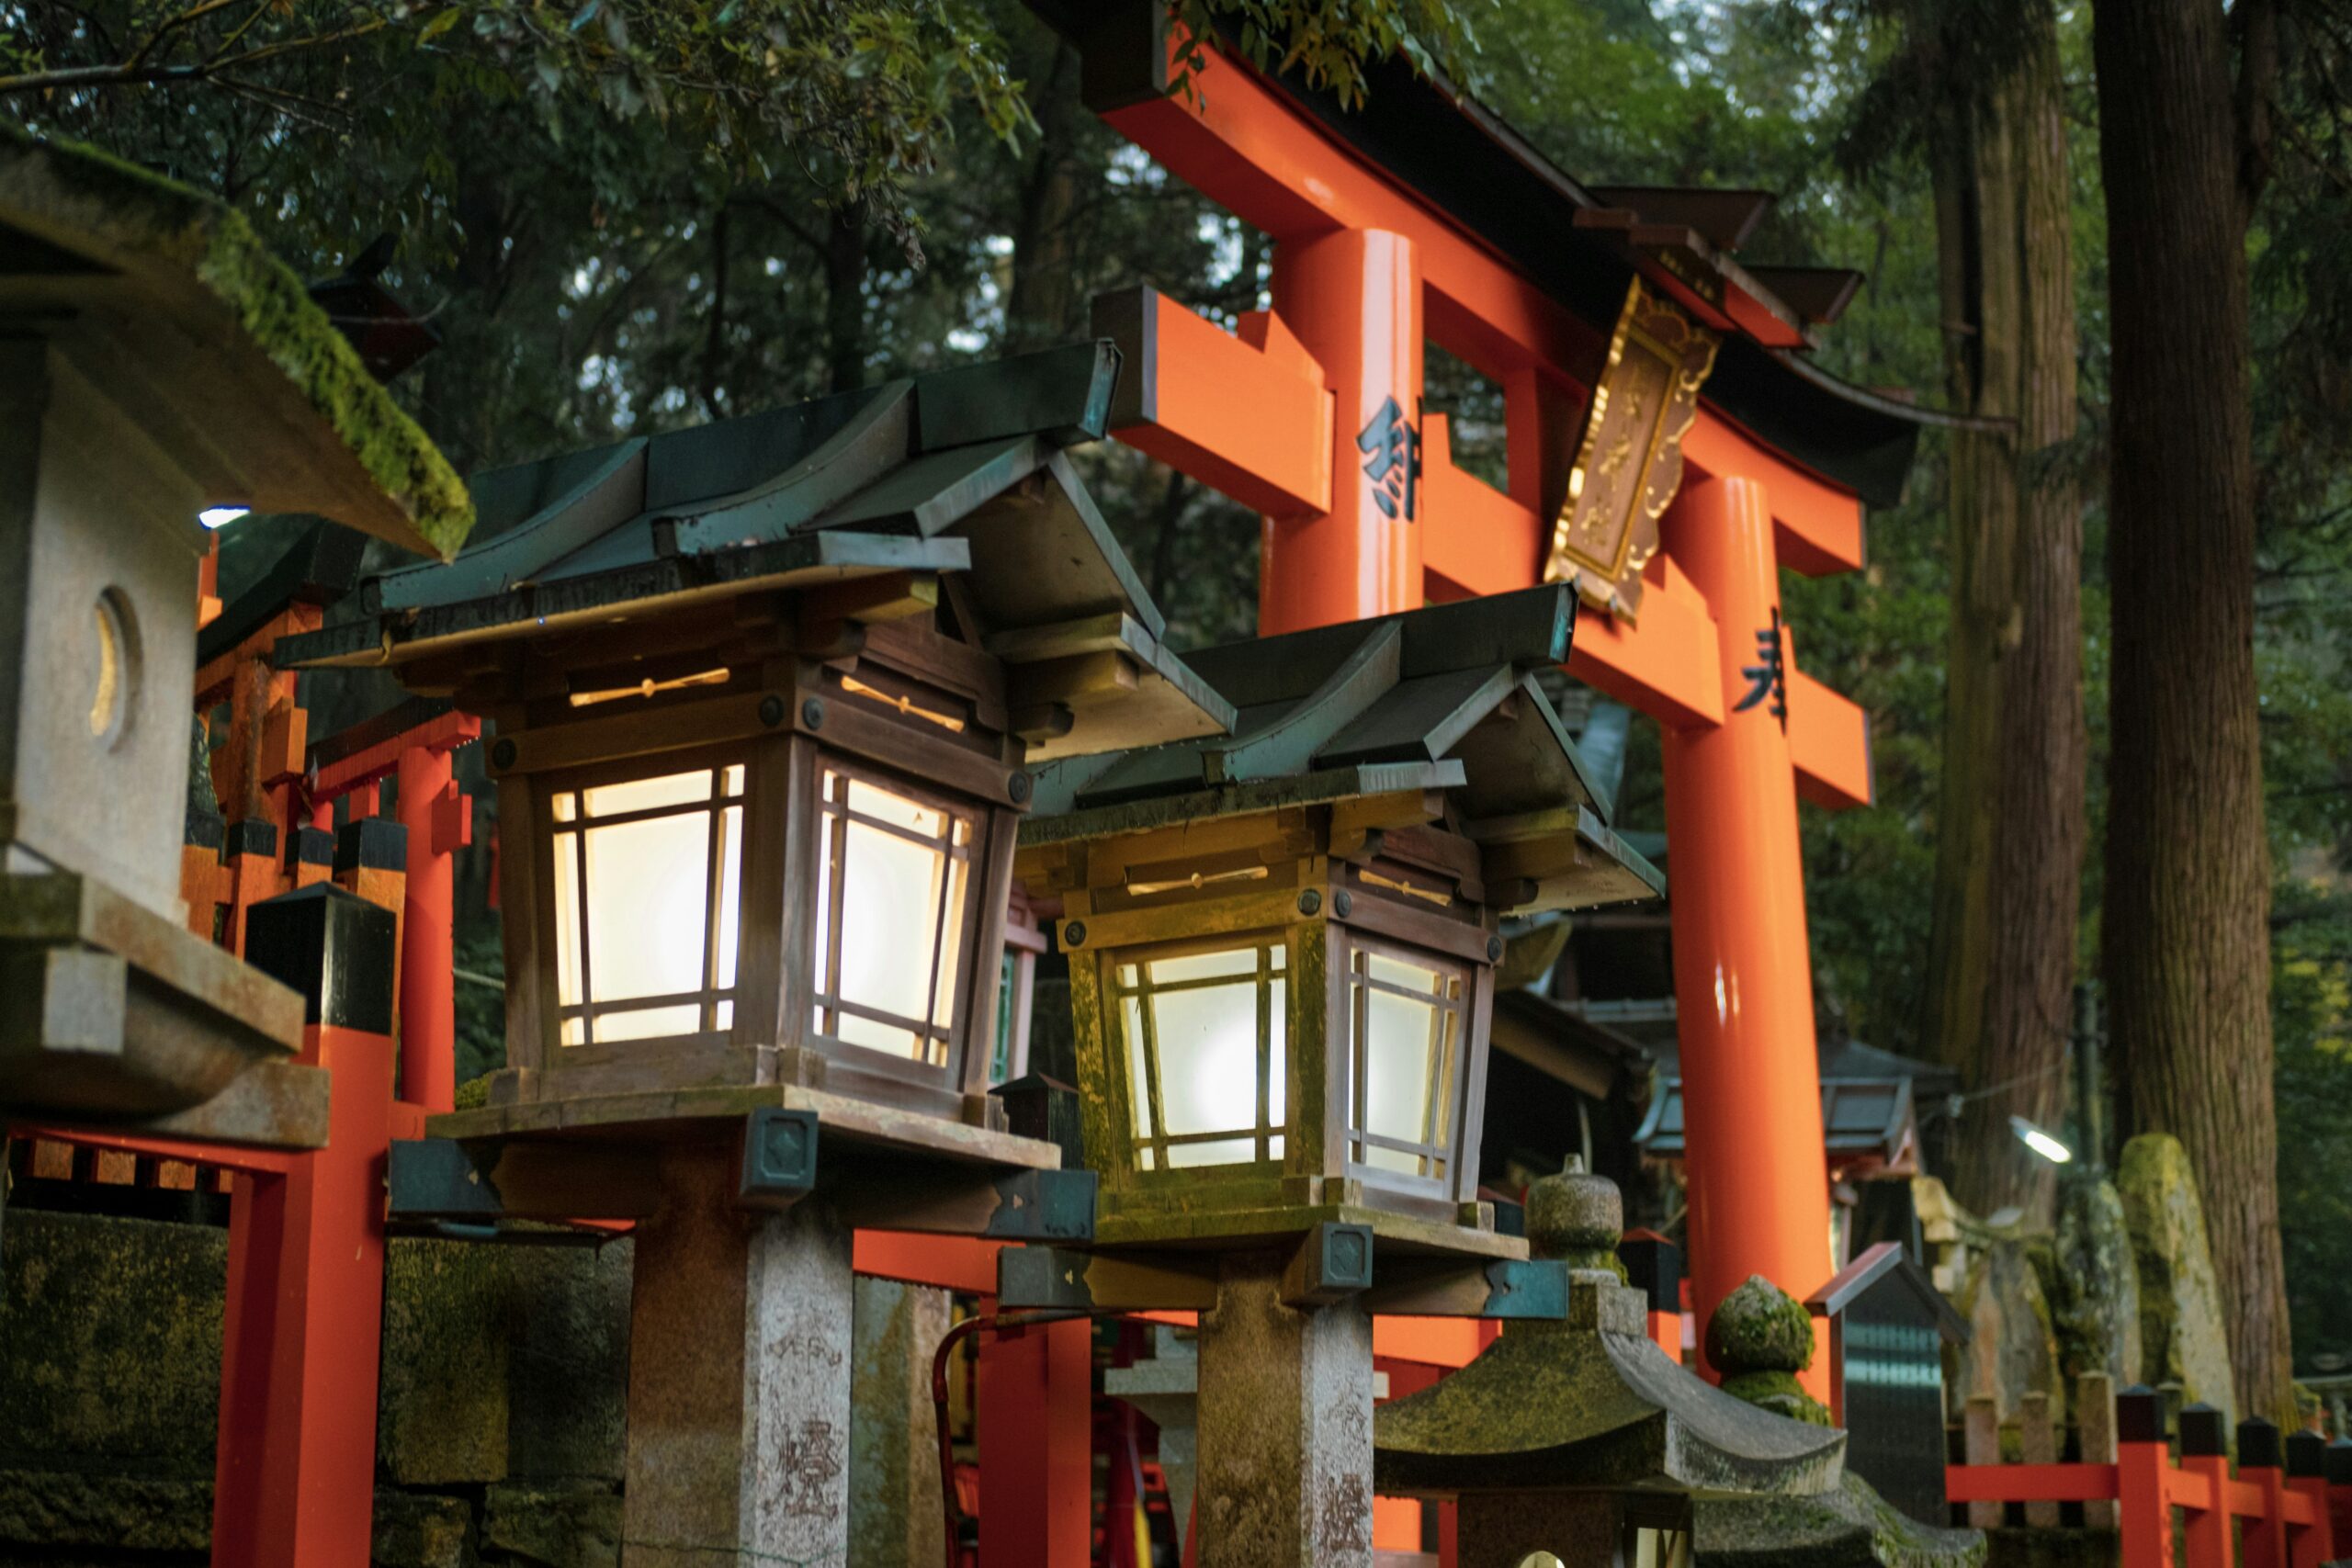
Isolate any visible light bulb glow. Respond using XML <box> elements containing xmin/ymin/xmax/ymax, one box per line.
<box><xmin>547</xmin><ymin>764</ymin><xmax>743</xmax><ymax>1045</ymax></box>
<box><xmin>810</xmin><ymin>768</ymin><xmax>975</xmax><ymax>1066</ymax></box>
<box><xmin>1114</xmin><ymin>940</ymin><xmax>1285</xmax><ymax>1170</ymax></box>
<box><xmin>2010</xmin><ymin>1113</ymin><xmax>2075</xmax><ymax>1165</ymax></box>
<box><xmin>199</xmin><ymin>506</ymin><xmax>249</xmax><ymax>529</ymax></box>
<box><xmin>1346</xmin><ymin>942</ymin><xmax>1465</xmax><ymax>1181</ymax></box>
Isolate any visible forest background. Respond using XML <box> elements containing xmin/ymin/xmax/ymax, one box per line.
<box><xmin>10</xmin><ymin>0</ymin><xmax>2350</xmax><ymax>1406</ymax></box>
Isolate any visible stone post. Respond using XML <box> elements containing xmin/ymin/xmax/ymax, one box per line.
<box><xmin>1193</xmin><ymin>1249</ymin><xmax>1375</xmax><ymax>1568</ymax></box>
<box><xmin>623</xmin><ymin>1145</ymin><xmax>854</xmax><ymax>1568</ymax></box>
<box><xmin>850</xmin><ymin>1277</ymin><xmax>951</xmax><ymax>1568</ymax></box>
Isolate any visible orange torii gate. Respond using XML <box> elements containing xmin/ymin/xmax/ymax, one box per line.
<box><xmin>1026</xmin><ymin>3</ymin><xmax>1939</xmax><ymax>1400</ymax></box>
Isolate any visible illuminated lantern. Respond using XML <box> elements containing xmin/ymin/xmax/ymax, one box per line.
<box><xmin>288</xmin><ymin>343</ymin><xmax>1228</xmax><ymax>1566</ymax></box>
<box><xmin>1005</xmin><ymin>584</ymin><xmax>1664</xmax><ymax>1566</ymax></box>
<box><xmin>1017</xmin><ymin>584</ymin><xmax>1660</xmax><ymax>1247</ymax></box>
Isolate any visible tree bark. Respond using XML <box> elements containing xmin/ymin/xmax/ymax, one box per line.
<box><xmin>1922</xmin><ymin>0</ymin><xmax>2086</xmax><ymax>1223</ymax></box>
<box><xmin>2093</xmin><ymin>0</ymin><xmax>2292</xmax><ymax>1423</ymax></box>
<box><xmin>1006</xmin><ymin>41</ymin><xmax>1083</xmax><ymax>351</ymax></box>
<box><xmin>823</xmin><ymin>208</ymin><xmax>869</xmax><ymax>395</ymax></box>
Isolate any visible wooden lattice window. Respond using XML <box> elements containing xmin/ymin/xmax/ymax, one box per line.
<box><xmin>809</xmin><ymin>761</ymin><xmax>978</xmax><ymax>1067</ymax></box>
<box><xmin>1343</xmin><ymin>935</ymin><xmax>1466</xmax><ymax>1183</ymax></box>
<box><xmin>548</xmin><ymin>763</ymin><xmax>745</xmax><ymax>1046</ymax></box>
<box><xmin>1110</xmin><ymin>936</ymin><xmax>1287</xmax><ymax>1172</ymax></box>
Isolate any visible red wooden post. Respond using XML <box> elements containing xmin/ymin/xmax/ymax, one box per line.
<box><xmin>2179</xmin><ymin>1404</ymin><xmax>2232</xmax><ymax>1568</ymax></box>
<box><xmin>2327</xmin><ymin>1438</ymin><xmax>2352</xmax><ymax>1554</ymax></box>
<box><xmin>1260</xmin><ymin>227</ymin><xmax>1424</xmax><ymax>637</ymax></box>
<box><xmin>2117</xmin><ymin>1386</ymin><xmax>2178</xmax><ymax>1568</ymax></box>
<box><xmin>2285</xmin><ymin>1429</ymin><xmax>2334</xmax><ymax>1568</ymax></box>
<box><xmin>2241</xmin><ymin>1417</ymin><xmax>2289</xmax><ymax>1568</ymax></box>
<box><xmin>395</xmin><ymin>743</ymin><xmax>467</xmax><ymax>1111</ymax></box>
<box><xmin>211</xmin><ymin>885</ymin><xmax>398</xmax><ymax>1568</ymax></box>
<box><xmin>977</xmin><ymin>1315</ymin><xmax>1091</xmax><ymax>1568</ymax></box>
<box><xmin>1660</xmin><ymin>476</ymin><xmax>1838</xmax><ymax>1393</ymax></box>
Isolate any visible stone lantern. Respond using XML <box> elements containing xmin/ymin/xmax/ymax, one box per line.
<box><xmin>1003</xmin><ymin>584</ymin><xmax>1664</xmax><ymax>1566</ymax></box>
<box><xmin>0</xmin><ymin>130</ymin><xmax>470</xmax><ymax>1124</ymax></box>
<box><xmin>1375</xmin><ymin>1168</ymin><xmax>1849</xmax><ymax>1568</ymax></box>
<box><xmin>295</xmin><ymin>342</ymin><xmax>1231</xmax><ymax>1568</ymax></box>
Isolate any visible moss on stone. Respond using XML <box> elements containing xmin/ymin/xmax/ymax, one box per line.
<box><xmin>1721</xmin><ymin>1370</ymin><xmax>1834</xmax><ymax>1427</ymax></box>
<box><xmin>0</xmin><ymin>126</ymin><xmax>473</xmax><ymax>557</ymax></box>
<box><xmin>1707</xmin><ymin>1274</ymin><xmax>1815</xmax><ymax>1377</ymax></box>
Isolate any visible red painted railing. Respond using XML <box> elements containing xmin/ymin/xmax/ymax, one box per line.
<box><xmin>1945</xmin><ymin>1382</ymin><xmax>2347</xmax><ymax>1568</ymax></box>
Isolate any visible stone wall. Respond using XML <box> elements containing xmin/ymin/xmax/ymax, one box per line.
<box><xmin>0</xmin><ymin>1209</ymin><xmax>632</xmax><ymax>1567</ymax></box>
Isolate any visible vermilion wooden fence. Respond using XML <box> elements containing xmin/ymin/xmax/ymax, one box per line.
<box><xmin>1945</xmin><ymin>1382</ymin><xmax>2350</xmax><ymax>1567</ymax></box>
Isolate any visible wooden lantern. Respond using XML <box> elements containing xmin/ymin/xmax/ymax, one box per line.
<box><xmin>286</xmin><ymin>342</ymin><xmax>1229</xmax><ymax>1132</ymax></box>
<box><xmin>1018</xmin><ymin>584</ymin><xmax>1664</xmax><ymax>1253</ymax></box>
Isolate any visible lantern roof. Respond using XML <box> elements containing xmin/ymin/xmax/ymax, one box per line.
<box><xmin>1374</xmin><ymin>1169</ymin><xmax>1847</xmax><ymax>1499</ymax></box>
<box><xmin>1023</xmin><ymin>584</ymin><xmax>1664</xmax><ymax>913</ymax></box>
<box><xmin>0</xmin><ymin>128</ymin><xmax>472</xmax><ymax>558</ymax></box>
<box><xmin>279</xmin><ymin>342</ymin><xmax>1233</xmax><ymax>761</ymax></box>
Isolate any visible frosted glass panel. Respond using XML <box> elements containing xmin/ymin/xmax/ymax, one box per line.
<box><xmin>1151</xmin><ymin>979</ymin><xmax>1261</xmax><ymax>1135</ymax></box>
<box><xmin>1168</xmin><ymin>1137</ymin><xmax>1256</xmax><ymax>1168</ymax></box>
<box><xmin>1363</xmin><ymin>987</ymin><xmax>1439</xmax><ymax>1144</ymax></box>
<box><xmin>1148</xmin><ymin>948</ymin><xmax>1260</xmax><ymax>985</ymax></box>
<box><xmin>814</xmin><ymin>769</ymin><xmax>971</xmax><ymax>1066</ymax></box>
<box><xmin>837</xmin><ymin>1010</ymin><xmax>922</xmax><ymax>1058</ymax></box>
<box><xmin>836</xmin><ymin>818</ymin><xmax>944</xmax><ymax>1026</ymax></box>
<box><xmin>1268</xmin><ymin>977</ymin><xmax>1287</xmax><ymax>1123</ymax></box>
<box><xmin>848</xmin><ymin>777</ymin><xmax>944</xmax><ymax>837</ymax></box>
<box><xmin>713</xmin><ymin>806</ymin><xmax>742</xmax><ymax>989</ymax></box>
<box><xmin>931</xmin><ymin>852</ymin><xmax>969</xmax><ymax>1028</ymax></box>
<box><xmin>584</xmin><ymin>811</ymin><xmax>709</xmax><ymax>1001</ymax></box>
<box><xmin>551</xmin><ymin>831</ymin><xmax>582</xmax><ymax>1007</ymax></box>
<box><xmin>1124</xmin><ymin>998</ymin><xmax>1151</xmax><ymax>1139</ymax></box>
<box><xmin>585</xmin><ymin>769</ymin><xmax>710</xmax><ymax>817</ymax></box>
<box><xmin>596</xmin><ymin>1003</ymin><xmax>702</xmax><ymax>1042</ymax></box>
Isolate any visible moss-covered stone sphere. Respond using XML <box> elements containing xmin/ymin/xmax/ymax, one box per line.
<box><xmin>1706</xmin><ymin>1273</ymin><xmax>1815</xmax><ymax>1375</ymax></box>
<box><xmin>1525</xmin><ymin>1168</ymin><xmax>1623</xmax><ymax>1266</ymax></box>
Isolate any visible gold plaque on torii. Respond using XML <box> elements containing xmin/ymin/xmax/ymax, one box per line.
<box><xmin>1544</xmin><ymin>276</ymin><xmax>1721</xmax><ymax>620</ymax></box>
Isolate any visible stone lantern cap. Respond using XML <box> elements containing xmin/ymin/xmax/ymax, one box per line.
<box><xmin>1374</xmin><ymin>1168</ymin><xmax>1846</xmax><ymax>1498</ymax></box>
<box><xmin>1023</xmin><ymin>584</ymin><xmax>1665</xmax><ymax>913</ymax></box>
<box><xmin>281</xmin><ymin>341</ymin><xmax>1229</xmax><ymax>761</ymax></box>
<box><xmin>0</xmin><ymin>129</ymin><xmax>472</xmax><ymax>558</ymax></box>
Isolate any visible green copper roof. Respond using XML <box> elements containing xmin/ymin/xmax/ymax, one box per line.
<box><xmin>0</xmin><ymin>127</ymin><xmax>471</xmax><ymax>558</ymax></box>
<box><xmin>1024</xmin><ymin>585</ymin><xmax>1666</xmax><ymax>914</ymax></box>
<box><xmin>278</xmin><ymin>343</ymin><xmax>1232</xmax><ymax>761</ymax></box>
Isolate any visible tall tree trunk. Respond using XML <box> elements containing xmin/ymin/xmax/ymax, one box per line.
<box><xmin>1922</xmin><ymin>0</ymin><xmax>2086</xmax><ymax>1223</ymax></box>
<box><xmin>824</xmin><ymin>208</ymin><xmax>869</xmax><ymax>394</ymax></box>
<box><xmin>2093</xmin><ymin>0</ymin><xmax>2292</xmax><ymax>1423</ymax></box>
<box><xmin>1007</xmin><ymin>41</ymin><xmax>1083</xmax><ymax>351</ymax></box>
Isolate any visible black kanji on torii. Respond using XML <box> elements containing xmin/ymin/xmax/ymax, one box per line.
<box><xmin>1356</xmin><ymin>395</ymin><xmax>1422</xmax><ymax>522</ymax></box>
<box><xmin>1735</xmin><ymin>606</ymin><xmax>1787</xmax><ymax>728</ymax></box>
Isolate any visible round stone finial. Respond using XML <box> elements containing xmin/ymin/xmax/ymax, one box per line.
<box><xmin>1705</xmin><ymin>1274</ymin><xmax>1814</xmax><ymax>1375</ymax></box>
<box><xmin>1524</xmin><ymin>1163</ymin><xmax>1622</xmax><ymax>1270</ymax></box>
<box><xmin>1706</xmin><ymin>1274</ymin><xmax>1834</xmax><ymax>1427</ymax></box>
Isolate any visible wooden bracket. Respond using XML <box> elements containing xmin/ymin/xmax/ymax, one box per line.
<box><xmin>997</xmin><ymin>1244</ymin><xmax>1219</xmax><ymax>1312</ymax></box>
<box><xmin>832</xmin><ymin>1167</ymin><xmax>1097</xmax><ymax>1243</ymax></box>
<box><xmin>1362</xmin><ymin>1257</ymin><xmax>1569</xmax><ymax>1320</ymax></box>
<box><xmin>386</xmin><ymin>1135</ymin><xmax>663</xmax><ymax>1222</ymax></box>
